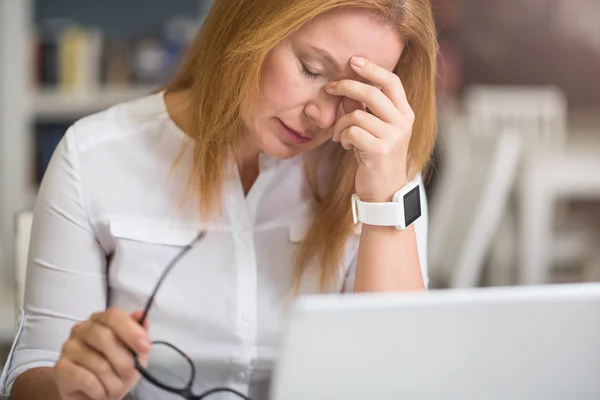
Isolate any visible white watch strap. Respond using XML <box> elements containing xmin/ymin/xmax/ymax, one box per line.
<box><xmin>351</xmin><ymin>194</ymin><xmax>404</xmax><ymax>227</ymax></box>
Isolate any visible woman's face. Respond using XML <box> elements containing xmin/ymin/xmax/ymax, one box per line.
<box><xmin>241</xmin><ymin>8</ymin><xmax>405</xmax><ymax>160</ymax></box>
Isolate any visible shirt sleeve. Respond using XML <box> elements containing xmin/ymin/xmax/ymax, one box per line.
<box><xmin>0</xmin><ymin>126</ymin><xmax>108</xmax><ymax>397</ymax></box>
<box><xmin>342</xmin><ymin>172</ymin><xmax>430</xmax><ymax>292</ymax></box>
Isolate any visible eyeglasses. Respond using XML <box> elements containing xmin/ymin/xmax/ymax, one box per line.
<box><xmin>132</xmin><ymin>232</ymin><xmax>252</xmax><ymax>400</ymax></box>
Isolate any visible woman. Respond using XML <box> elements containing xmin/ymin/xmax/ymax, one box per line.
<box><xmin>1</xmin><ymin>0</ymin><xmax>438</xmax><ymax>399</ymax></box>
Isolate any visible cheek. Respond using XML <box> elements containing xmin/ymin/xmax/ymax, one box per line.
<box><xmin>260</xmin><ymin>53</ymin><xmax>311</xmax><ymax>111</ymax></box>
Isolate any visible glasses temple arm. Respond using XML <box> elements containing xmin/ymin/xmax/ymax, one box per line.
<box><xmin>138</xmin><ymin>232</ymin><xmax>205</xmax><ymax>326</ymax></box>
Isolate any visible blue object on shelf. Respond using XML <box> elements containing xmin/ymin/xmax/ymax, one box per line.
<box><xmin>35</xmin><ymin>122</ymin><xmax>72</xmax><ymax>183</ymax></box>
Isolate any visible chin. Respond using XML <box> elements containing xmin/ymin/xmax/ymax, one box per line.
<box><xmin>262</xmin><ymin>138</ymin><xmax>303</xmax><ymax>160</ymax></box>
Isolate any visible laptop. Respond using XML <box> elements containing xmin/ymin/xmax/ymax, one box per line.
<box><xmin>270</xmin><ymin>283</ymin><xmax>600</xmax><ymax>400</ymax></box>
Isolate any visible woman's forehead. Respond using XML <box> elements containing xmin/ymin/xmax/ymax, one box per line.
<box><xmin>292</xmin><ymin>8</ymin><xmax>404</xmax><ymax>72</ymax></box>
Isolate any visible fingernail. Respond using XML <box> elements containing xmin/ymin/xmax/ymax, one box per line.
<box><xmin>325</xmin><ymin>81</ymin><xmax>337</xmax><ymax>91</ymax></box>
<box><xmin>138</xmin><ymin>337</ymin><xmax>152</xmax><ymax>352</ymax></box>
<box><xmin>351</xmin><ymin>56</ymin><xmax>366</xmax><ymax>68</ymax></box>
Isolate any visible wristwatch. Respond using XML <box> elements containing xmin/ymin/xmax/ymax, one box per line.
<box><xmin>351</xmin><ymin>181</ymin><xmax>421</xmax><ymax>230</ymax></box>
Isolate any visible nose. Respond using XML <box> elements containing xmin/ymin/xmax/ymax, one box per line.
<box><xmin>303</xmin><ymin>88</ymin><xmax>341</xmax><ymax>130</ymax></box>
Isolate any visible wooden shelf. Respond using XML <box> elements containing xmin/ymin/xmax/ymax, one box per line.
<box><xmin>33</xmin><ymin>85</ymin><xmax>159</xmax><ymax>120</ymax></box>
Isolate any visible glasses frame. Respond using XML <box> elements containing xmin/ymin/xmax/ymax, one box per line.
<box><xmin>131</xmin><ymin>232</ymin><xmax>252</xmax><ymax>400</ymax></box>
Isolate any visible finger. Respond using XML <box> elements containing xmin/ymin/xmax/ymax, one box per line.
<box><xmin>55</xmin><ymin>357</ymin><xmax>107</xmax><ymax>400</ymax></box>
<box><xmin>340</xmin><ymin>125</ymin><xmax>379</xmax><ymax>153</ymax></box>
<box><xmin>93</xmin><ymin>308</ymin><xmax>151</xmax><ymax>354</ymax></box>
<box><xmin>341</xmin><ymin>139</ymin><xmax>354</xmax><ymax>151</ymax></box>
<box><xmin>353</xmin><ymin>148</ymin><xmax>361</xmax><ymax>164</ymax></box>
<box><xmin>326</xmin><ymin>79</ymin><xmax>399</xmax><ymax>123</ymax></box>
<box><xmin>130</xmin><ymin>310</ymin><xmax>150</xmax><ymax>331</ymax></box>
<box><xmin>71</xmin><ymin>392</ymin><xmax>95</xmax><ymax>400</ymax></box>
<box><xmin>349</xmin><ymin>56</ymin><xmax>412</xmax><ymax>116</ymax></box>
<box><xmin>63</xmin><ymin>340</ymin><xmax>125</xmax><ymax>399</ymax></box>
<box><xmin>81</xmin><ymin>322</ymin><xmax>141</xmax><ymax>380</ymax></box>
<box><xmin>332</xmin><ymin>110</ymin><xmax>388</xmax><ymax>142</ymax></box>
<box><xmin>341</xmin><ymin>96</ymin><xmax>365</xmax><ymax>115</ymax></box>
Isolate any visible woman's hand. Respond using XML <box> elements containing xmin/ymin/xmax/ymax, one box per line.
<box><xmin>325</xmin><ymin>56</ymin><xmax>414</xmax><ymax>202</ymax></box>
<box><xmin>53</xmin><ymin>308</ymin><xmax>151</xmax><ymax>400</ymax></box>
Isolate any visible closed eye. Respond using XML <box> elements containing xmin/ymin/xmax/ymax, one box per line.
<box><xmin>299</xmin><ymin>60</ymin><xmax>322</xmax><ymax>80</ymax></box>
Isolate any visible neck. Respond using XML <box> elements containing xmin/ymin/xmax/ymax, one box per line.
<box><xmin>235</xmin><ymin>133</ymin><xmax>261</xmax><ymax>172</ymax></box>
<box><xmin>234</xmin><ymin>136</ymin><xmax>261</xmax><ymax>195</ymax></box>
<box><xmin>165</xmin><ymin>88</ymin><xmax>261</xmax><ymax>192</ymax></box>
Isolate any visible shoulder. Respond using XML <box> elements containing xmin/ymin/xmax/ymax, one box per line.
<box><xmin>66</xmin><ymin>90</ymin><xmax>178</xmax><ymax>155</ymax></box>
<box><xmin>55</xmin><ymin>91</ymin><xmax>189</xmax><ymax>218</ymax></box>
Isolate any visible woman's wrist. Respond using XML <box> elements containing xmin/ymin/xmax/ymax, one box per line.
<box><xmin>356</xmin><ymin>177</ymin><xmax>409</xmax><ymax>203</ymax></box>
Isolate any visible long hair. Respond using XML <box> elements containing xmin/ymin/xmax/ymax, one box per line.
<box><xmin>166</xmin><ymin>0</ymin><xmax>438</xmax><ymax>291</ymax></box>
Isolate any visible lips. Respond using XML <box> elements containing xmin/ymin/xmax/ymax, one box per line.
<box><xmin>277</xmin><ymin>119</ymin><xmax>314</xmax><ymax>145</ymax></box>
<box><xmin>280</xmin><ymin>120</ymin><xmax>312</xmax><ymax>140</ymax></box>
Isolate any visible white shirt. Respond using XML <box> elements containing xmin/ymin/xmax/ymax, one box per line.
<box><xmin>0</xmin><ymin>91</ymin><xmax>429</xmax><ymax>400</ymax></box>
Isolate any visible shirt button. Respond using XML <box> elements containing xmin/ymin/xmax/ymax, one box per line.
<box><xmin>236</xmin><ymin>372</ymin><xmax>247</xmax><ymax>381</ymax></box>
<box><xmin>239</xmin><ymin>229</ymin><xmax>251</xmax><ymax>240</ymax></box>
<box><xmin>242</xmin><ymin>311</ymin><xmax>253</xmax><ymax>322</ymax></box>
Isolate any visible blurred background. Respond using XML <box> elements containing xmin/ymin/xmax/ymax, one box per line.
<box><xmin>1</xmin><ymin>0</ymin><xmax>599</xmax><ymax>365</ymax></box>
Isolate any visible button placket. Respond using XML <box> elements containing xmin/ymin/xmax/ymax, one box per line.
<box><xmin>225</xmin><ymin>157</ymin><xmax>262</xmax><ymax>387</ymax></box>
<box><xmin>230</xmin><ymin>224</ymin><xmax>257</xmax><ymax>375</ymax></box>
<box><xmin>239</xmin><ymin>229</ymin><xmax>251</xmax><ymax>241</ymax></box>
<box><xmin>242</xmin><ymin>311</ymin><xmax>253</xmax><ymax>323</ymax></box>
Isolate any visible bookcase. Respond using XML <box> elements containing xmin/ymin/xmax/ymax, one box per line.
<box><xmin>0</xmin><ymin>0</ymin><xmax>208</xmax><ymax>343</ymax></box>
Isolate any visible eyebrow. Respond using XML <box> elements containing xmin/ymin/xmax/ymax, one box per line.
<box><xmin>306</xmin><ymin>44</ymin><xmax>393</xmax><ymax>85</ymax></box>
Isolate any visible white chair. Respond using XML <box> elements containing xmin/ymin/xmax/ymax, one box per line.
<box><xmin>519</xmin><ymin>134</ymin><xmax>600</xmax><ymax>284</ymax></box>
<box><xmin>464</xmin><ymin>85</ymin><xmax>568</xmax><ymax>153</ymax></box>
<box><xmin>14</xmin><ymin>210</ymin><xmax>33</xmax><ymax>316</ymax></box>
<box><xmin>428</xmin><ymin>113</ymin><xmax>473</xmax><ymax>283</ymax></box>
<box><xmin>465</xmin><ymin>85</ymin><xmax>600</xmax><ymax>284</ymax></box>
<box><xmin>428</xmin><ymin>115</ymin><xmax>522</xmax><ymax>287</ymax></box>
<box><xmin>430</xmin><ymin>84</ymin><xmax>579</xmax><ymax>288</ymax></box>
<box><xmin>462</xmin><ymin>84</ymin><xmax>600</xmax><ymax>285</ymax></box>
<box><xmin>464</xmin><ymin>85</ymin><xmax>569</xmax><ymax>286</ymax></box>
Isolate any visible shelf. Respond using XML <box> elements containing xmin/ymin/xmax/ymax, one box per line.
<box><xmin>33</xmin><ymin>85</ymin><xmax>160</xmax><ymax>121</ymax></box>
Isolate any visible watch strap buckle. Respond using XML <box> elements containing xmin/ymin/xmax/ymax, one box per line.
<box><xmin>351</xmin><ymin>194</ymin><xmax>360</xmax><ymax>225</ymax></box>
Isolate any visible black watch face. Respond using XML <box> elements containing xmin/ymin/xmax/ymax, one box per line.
<box><xmin>403</xmin><ymin>186</ymin><xmax>421</xmax><ymax>226</ymax></box>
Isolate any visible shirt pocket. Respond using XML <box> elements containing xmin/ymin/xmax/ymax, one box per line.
<box><xmin>285</xmin><ymin>218</ymin><xmax>330</xmax><ymax>293</ymax></box>
<box><xmin>109</xmin><ymin>220</ymin><xmax>200</xmax><ymax>247</ymax></box>
<box><xmin>287</xmin><ymin>217</ymin><xmax>361</xmax><ymax>293</ymax></box>
<box><xmin>107</xmin><ymin>219</ymin><xmax>203</xmax><ymax>309</ymax></box>
<box><xmin>287</xmin><ymin>218</ymin><xmax>361</xmax><ymax>243</ymax></box>
<box><xmin>288</xmin><ymin>218</ymin><xmax>312</xmax><ymax>244</ymax></box>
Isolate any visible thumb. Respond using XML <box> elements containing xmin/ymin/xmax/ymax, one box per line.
<box><xmin>131</xmin><ymin>309</ymin><xmax>150</xmax><ymax>331</ymax></box>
